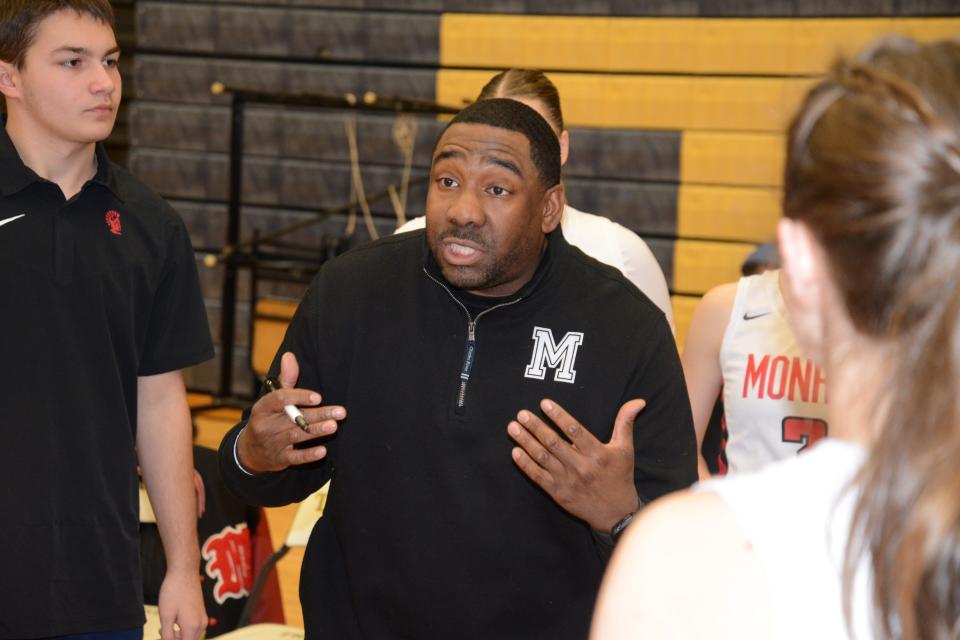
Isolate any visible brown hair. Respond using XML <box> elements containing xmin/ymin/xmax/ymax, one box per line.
<box><xmin>0</xmin><ymin>0</ymin><xmax>114</xmax><ymax>69</ymax></box>
<box><xmin>478</xmin><ymin>69</ymin><xmax>565</xmax><ymax>133</ymax></box>
<box><xmin>784</xmin><ymin>37</ymin><xmax>960</xmax><ymax>639</ymax></box>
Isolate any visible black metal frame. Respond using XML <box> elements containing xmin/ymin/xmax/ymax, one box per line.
<box><xmin>191</xmin><ymin>84</ymin><xmax>459</xmax><ymax>413</ymax></box>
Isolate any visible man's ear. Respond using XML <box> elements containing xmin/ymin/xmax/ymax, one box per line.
<box><xmin>540</xmin><ymin>183</ymin><xmax>565</xmax><ymax>233</ymax></box>
<box><xmin>0</xmin><ymin>61</ymin><xmax>21</xmax><ymax>100</ymax></box>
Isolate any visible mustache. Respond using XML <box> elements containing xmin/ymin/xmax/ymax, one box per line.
<box><xmin>437</xmin><ymin>226</ymin><xmax>489</xmax><ymax>250</ymax></box>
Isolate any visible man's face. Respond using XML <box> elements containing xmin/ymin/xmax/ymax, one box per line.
<box><xmin>426</xmin><ymin>122</ymin><xmax>561</xmax><ymax>297</ymax></box>
<box><xmin>2</xmin><ymin>10</ymin><xmax>120</xmax><ymax>146</ymax></box>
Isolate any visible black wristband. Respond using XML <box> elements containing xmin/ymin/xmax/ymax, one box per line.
<box><xmin>593</xmin><ymin>502</ymin><xmax>643</xmax><ymax>547</ymax></box>
<box><xmin>610</xmin><ymin>510</ymin><xmax>636</xmax><ymax>543</ymax></box>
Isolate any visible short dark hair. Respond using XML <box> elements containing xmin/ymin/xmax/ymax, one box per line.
<box><xmin>0</xmin><ymin>0</ymin><xmax>115</xmax><ymax>69</ymax></box>
<box><xmin>441</xmin><ymin>98</ymin><xmax>562</xmax><ymax>189</ymax></box>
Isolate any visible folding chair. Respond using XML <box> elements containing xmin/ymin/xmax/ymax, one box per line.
<box><xmin>223</xmin><ymin>481</ymin><xmax>332</xmax><ymax>634</ymax></box>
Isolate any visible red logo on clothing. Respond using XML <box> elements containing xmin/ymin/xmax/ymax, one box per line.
<box><xmin>105</xmin><ymin>210</ymin><xmax>122</xmax><ymax>235</ymax></box>
<box><xmin>201</xmin><ymin>524</ymin><xmax>252</xmax><ymax>604</ymax></box>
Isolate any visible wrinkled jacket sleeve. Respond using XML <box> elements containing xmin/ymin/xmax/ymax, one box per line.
<box><xmin>218</xmin><ymin>278</ymin><xmax>332</xmax><ymax>507</ymax></box>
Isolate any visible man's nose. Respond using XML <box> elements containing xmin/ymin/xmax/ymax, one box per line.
<box><xmin>447</xmin><ymin>188</ymin><xmax>484</xmax><ymax>227</ymax></box>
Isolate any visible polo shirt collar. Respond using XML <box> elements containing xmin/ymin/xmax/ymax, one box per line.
<box><xmin>0</xmin><ymin>117</ymin><xmax>122</xmax><ymax>200</ymax></box>
<box><xmin>91</xmin><ymin>141</ymin><xmax>122</xmax><ymax>199</ymax></box>
<box><xmin>0</xmin><ymin>120</ymin><xmax>36</xmax><ymax>197</ymax></box>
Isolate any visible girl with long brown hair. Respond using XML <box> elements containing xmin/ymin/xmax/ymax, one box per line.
<box><xmin>591</xmin><ymin>37</ymin><xmax>960</xmax><ymax>640</ymax></box>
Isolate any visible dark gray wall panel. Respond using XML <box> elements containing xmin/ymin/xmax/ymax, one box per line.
<box><xmin>610</xmin><ymin>0</ymin><xmax>699</xmax><ymax>15</ymax></box>
<box><xmin>129</xmin><ymin>102</ymin><xmax>444</xmax><ymax>167</ymax></box>
<box><xmin>893</xmin><ymin>0</ymin><xmax>960</xmax><ymax>14</ymax></box>
<box><xmin>793</xmin><ymin>0</ymin><xmax>894</xmax><ymax>15</ymax></box>
<box><xmin>128</xmin><ymin>149</ymin><xmax>431</xmax><ymax>216</ymax></box>
<box><xmin>524</xmin><ymin>0</ymin><xmax>612</xmax><ymax>14</ymax></box>
<box><xmin>644</xmin><ymin>237</ymin><xmax>675</xmax><ymax>286</ymax></box>
<box><xmin>129</xmin><ymin>103</ymin><xmax>681</xmax><ymax>182</ymax></box>
<box><xmin>698</xmin><ymin>0</ymin><xmax>794</xmax><ymax>15</ymax></box>
<box><xmin>175</xmin><ymin>200</ymin><xmax>398</xmax><ymax>251</ymax></box>
<box><xmin>148</xmin><ymin>0</ymin><xmax>960</xmax><ymax>14</ymax></box>
<box><xmin>133</xmin><ymin>55</ymin><xmax>438</xmax><ymax>105</ymax></box>
<box><xmin>565</xmin><ymin>129</ymin><xmax>680</xmax><ymax>183</ymax></box>
<box><xmin>131</xmin><ymin>149</ymin><xmax>676</xmax><ymax>237</ymax></box>
<box><xmin>565</xmin><ymin>179</ymin><xmax>678</xmax><ymax>237</ymax></box>
<box><xmin>137</xmin><ymin>4</ymin><xmax>440</xmax><ymax>64</ymax></box>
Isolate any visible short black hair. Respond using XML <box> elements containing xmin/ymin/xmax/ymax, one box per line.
<box><xmin>440</xmin><ymin>98</ymin><xmax>561</xmax><ymax>189</ymax></box>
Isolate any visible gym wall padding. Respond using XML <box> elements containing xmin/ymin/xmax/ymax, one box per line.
<box><xmin>125</xmin><ymin>1</ymin><xmax>960</xmax><ymax>388</ymax></box>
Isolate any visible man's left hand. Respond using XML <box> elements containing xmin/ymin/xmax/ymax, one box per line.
<box><xmin>157</xmin><ymin>568</ymin><xmax>207</xmax><ymax>640</ymax></box>
<box><xmin>508</xmin><ymin>398</ymin><xmax>646</xmax><ymax>532</ymax></box>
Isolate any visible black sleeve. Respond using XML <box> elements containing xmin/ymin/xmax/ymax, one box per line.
<box><xmin>139</xmin><ymin>216</ymin><xmax>214</xmax><ymax>375</ymax></box>
<box><xmin>628</xmin><ymin>315</ymin><xmax>698</xmax><ymax>503</ymax></box>
<box><xmin>218</xmin><ymin>277</ymin><xmax>333</xmax><ymax>507</ymax></box>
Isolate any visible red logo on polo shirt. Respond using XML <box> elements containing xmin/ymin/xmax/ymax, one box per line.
<box><xmin>201</xmin><ymin>524</ymin><xmax>253</xmax><ymax>604</ymax></box>
<box><xmin>105</xmin><ymin>210</ymin><xmax>122</xmax><ymax>235</ymax></box>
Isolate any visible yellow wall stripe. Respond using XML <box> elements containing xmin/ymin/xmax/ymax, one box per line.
<box><xmin>680</xmin><ymin>131</ymin><xmax>784</xmax><ymax>187</ymax></box>
<box><xmin>677</xmin><ymin>185</ymin><xmax>781</xmax><ymax>242</ymax></box>
<box><xmin>440</xmin><ymin>15</ymin><xmax>960</xmax><ymax>76</ymax></box>
<box><xmin>671</xmin><ymin>294</ymin><xmax>701</xmax><ymax>353</ymax></box>
<box><xmin>437</xmin><ymin>69</ymin><xmax>812</xmax><ymax>132</ymax></box>
<box><xmin>672</xmin><ymin>239</ymin><xmax>756</xmax><ymax>295</ymax></box>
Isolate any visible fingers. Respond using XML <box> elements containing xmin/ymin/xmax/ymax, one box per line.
<box><xmin>508</xmin><ymin>410</ymin><xmax>574</xmax><ymax>472</ymax></box>
<box><xmin>279</xmin><ymin>351</ymin><xmax>299</xmax><ymax>388</ymax></box>
<box><xmin>178</xmin><ymin>617</ymin><xmax>206</xmax><ymax>640</ymax></box>
<box><xmin>510</xmin><ymin>443</ymin><xmax>555</xmax><ymax>492</ymax></box>
<box><xmin>610</xmin><ymin>398</ymin><xmax>647</xmax><ymax>450</ymax></box>
<box><xmin>282</xmin><ymin>442</ymin><xmax>330</xmax><ymax>467</ymax></box>
<box><xmin>256</xmin><ymin>387</ymin><xmax>321</xmax><ymax>417</ymax></box>
<box><xmin>539</xmin><ymin>399</ymin><xmax>601</xmax><ymax>454</ymax></box>
<box><xmin>159</xmin><ymin>614</ymin><xmax>175</xmax><ymax>640</ymax></box>
<box><xmin>158</xmin><ymin>615</ymin><xmax>205</xmax><ymax>640</ymax></box>
<box><xmin>299</xmin><ymin>404</ymin><xmax>346</xmax><ymax>425</ymax></box>
<box><xmin>238</xmin><ymin>399</ymin><xmax>346</xmax><ymax>473</ymax></box>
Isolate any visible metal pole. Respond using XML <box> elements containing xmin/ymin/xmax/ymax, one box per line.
<box><xmin>218</xmin><ymin>94</ymin><xmax>245</xmax><ymax>398</ymax></box>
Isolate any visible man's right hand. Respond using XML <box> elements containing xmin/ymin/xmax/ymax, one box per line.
<box><xmin>237</xmin><ymin>351</ymin><xmax>346</xmax><ymax>474</ymax></box>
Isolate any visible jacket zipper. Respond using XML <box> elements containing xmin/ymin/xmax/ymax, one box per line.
<box><xmin>424</xmin><ymin>268</ymin><xmax>524</xmax><ymax>415</ymax></box>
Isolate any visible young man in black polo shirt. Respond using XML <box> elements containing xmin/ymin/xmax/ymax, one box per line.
<box><xmin>0</xmin><ymin>2</ymin><xmax>213</xmax><ymax>638</ymax></box>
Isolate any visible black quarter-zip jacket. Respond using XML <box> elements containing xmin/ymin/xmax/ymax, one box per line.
<box><xmin>220</xmin><ymin>228</ymin><xmax>696</xmax><ymax>639</ymax></box>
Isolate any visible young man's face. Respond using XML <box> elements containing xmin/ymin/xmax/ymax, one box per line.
<box><xmin>2</xmin><ymin>9</ymin><xmax>120</xmax><ymax>146</ymax></box>
<box><xmin>425</xmin><ymin>122</ymin><xmax>562</xmax><ymax>297</ymax></box>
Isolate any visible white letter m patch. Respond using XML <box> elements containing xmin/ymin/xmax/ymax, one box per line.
<box><xmin>523</xmin><ymin>326</ymin><xmax>584</xmax><ymax>384</ymax></box>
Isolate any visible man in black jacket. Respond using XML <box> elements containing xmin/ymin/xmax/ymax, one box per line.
<box><xmin>220</xmin><ymin>99</ymin><xmax>696</xmax><ymax>639</ymax></box>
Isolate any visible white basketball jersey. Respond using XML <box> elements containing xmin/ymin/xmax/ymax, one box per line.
<box><xmin>698</xmin><ymin>439</ymin><xmax>872</xmax><ymax>639</ymax></box>
<box><xmin>719</xmin><ymin>270</ymin><xmax>830</xmax><ymax>473</ymax></box>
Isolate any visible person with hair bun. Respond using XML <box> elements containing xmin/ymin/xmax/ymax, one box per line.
<box><xmin>398</xmin><ymin>69</ymin><xmax>675</xmax><ymax>332</ymax></box>
<box><xmin>591</xmin><ymin>37</ymin><xmax>960</xmax><ymax>640</ymax></box>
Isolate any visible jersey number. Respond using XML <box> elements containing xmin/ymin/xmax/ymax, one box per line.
<box><xmin>781</xmin><ymin>417</ymin><xmax>828</xmax><ymax>454</ymax></box>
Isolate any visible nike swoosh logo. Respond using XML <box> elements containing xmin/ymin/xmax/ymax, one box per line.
<box><xmin>743</xmin><ymin>311</ymin><xmax>772</xmax><ymax>321</ymax></box>
<box><xmin>0</xmin><ymin>214</ymin><xmax>25</xmax><ymax>228</ymax></box>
